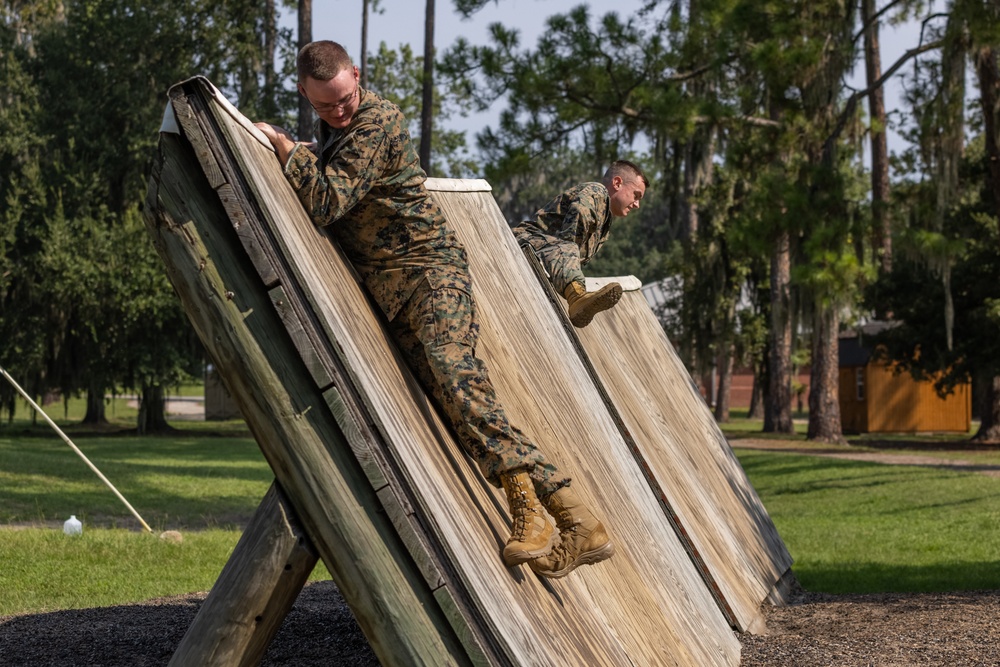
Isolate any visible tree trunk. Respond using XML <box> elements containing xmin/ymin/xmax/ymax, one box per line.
<box><xmin>360</xmin><ymin>0</ymin><xmax>371</xmax><ymax>88</ymax></box>
<box><xmin>971</xmin><ymin>374</ymin><xmax>1000</xmax><ymax>442</ymax></box>
<box><xmin>936</xmin><ymin>19</ymin><xmax>967</xmax><ymax>231</ymax></box>
<box><xmin>296</xmin><ymin>0</ymin><xmax>314</xmax><ymax>142</ymax></box>
<box><xmin>862</xmin><ymin>0</ymin><xmax>891</xmax><ymax>278</ymax></box>
<box><xmin>806</xmin><ymin>306</ymin><xmax>845</xmax><ymax>443</ymax></box>
<box><xmin>748</xmin><ymin>358</ymin><xmax>764</xmax><ymax>420</ymax></box>
<box><xmin>975</xmin><ymin>47</ymin><xmax>1000</xmax><ymax>219</ymax></box>
<box><xmin>683</xmin><ymin>126</ymin><xmax>717</xmax><ymax>242</ymax></box>
<box><xmin>973</xmin><ymin>50</ymin><xmax>1000</xmax><ymax>438</ymax></box>
<box><xmin>419</xmin><ymin>0</ymin><xmax>435</xmax><ymax>174</ymax></box>
<box><xmin>82</xmin><ymin>386</ymin><xmax>107</xmax><ymax>425</ymax></box>
<box><xmin>137</xmin><ymin>383</ymin><xmax>171</xmax><ymax>434</ymax></box>
<box><xmin>764</xmin><ymin>230</ymin><xmax>793</xmax><ymax>433</ymax></box>
<box><xmin>714</xmin><ymin>344</ymin><xmax>733</xmax><ymax>423</ymax></box>
<box><xmin>263</xmin><ymin>0</ymin><xmax>278</xmax><ymax>120</ymax></box>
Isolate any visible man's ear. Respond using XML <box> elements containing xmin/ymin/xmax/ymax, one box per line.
<box><xmin>297</xmin><ymin>82</ymin><xmax>306</xmax><ymax>97</ymax></box>
<box><xmin>611</xmin><ymin>175</ymin><xmax>624</xmax><ymax>192</ymax></box>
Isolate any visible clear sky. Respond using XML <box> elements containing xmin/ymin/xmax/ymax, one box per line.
<box><xmin>308</xmin><ymin>0</ymin><xmax>650</xmax><ymax>66</ymax></box>
<box><xmin>302</xmin><ymin>0</ymin><xmax>651</xmax><ymax>136</ymax></box>
<box><xmin>293</xmin><ymin>1</ymin><xmax>942</xmax><ymax>162</ymax></box>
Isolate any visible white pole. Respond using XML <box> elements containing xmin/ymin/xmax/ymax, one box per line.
<box><xmin>0</xmin><ymin>365</ymin><xmax>153</xmax><ymax>533</ymax></box>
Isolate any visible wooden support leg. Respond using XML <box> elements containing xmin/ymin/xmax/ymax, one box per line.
<box><xmin>169</xmin><ymin>481</ymin><xmax>318</xmax><ymax>667</ymax></box>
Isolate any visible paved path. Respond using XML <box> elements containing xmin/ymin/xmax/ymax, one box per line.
<box><xmin>732</xmin><ymin>439</ymin><xmax>1000</xmax><ymax>478</ymax></box>
<box><xmin>124</xmin><ymin>397</ymin><xmax>205</xmax><ymax>420</ymax></box>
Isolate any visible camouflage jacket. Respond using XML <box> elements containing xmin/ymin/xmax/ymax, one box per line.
<box><xmin>518</xmin><ymin>182</ymin><xmax>612</xmax><ymax>265</ymax></box>
<box><xmin>283</xmin><ymin>87</ymin><xmax>471</xmax><ymax>320</ymax></box>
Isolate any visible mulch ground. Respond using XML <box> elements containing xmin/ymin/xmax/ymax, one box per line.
<box><xmin>3</xmin><ymin>579</ymin><xmax>999</xmax><ymax>666</ymax></box>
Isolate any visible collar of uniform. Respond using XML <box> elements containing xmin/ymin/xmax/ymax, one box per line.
<box><xmin>318</xmin><ymin>86</ymin><xmax>373</xmax><ymax>152</ymax></box>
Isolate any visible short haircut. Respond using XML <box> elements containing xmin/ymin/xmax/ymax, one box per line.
<box><xmin>297</xmin><ymin>41</ymin><xmax>353</xmax><ymax>83</ymax></box>
<box><xmin>604</xmin><ymin>160</ymin><xmax>649</xmax><ymax>188</ymax></box>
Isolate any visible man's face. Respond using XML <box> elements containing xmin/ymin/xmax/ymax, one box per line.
<box><xmin>608</xmin><ymin>175</ymin><xmax>646</xmax><ymax>217</ymax></box>
<box><xmin>299</xmin><ymin>66</ymin><xmax>361</xmax><ymax>129</ymax></box>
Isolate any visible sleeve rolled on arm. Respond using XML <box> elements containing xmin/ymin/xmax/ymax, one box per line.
<box><xmin>283</xmin><ymin>123</ymin><xmax>389</xmax><ymax>227</ymax></box>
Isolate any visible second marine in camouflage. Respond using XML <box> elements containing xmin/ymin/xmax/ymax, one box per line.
<box><xmin>513</xmin><ymin>161</ymin><xmax>649</xmax><ymax>327</ymax></box>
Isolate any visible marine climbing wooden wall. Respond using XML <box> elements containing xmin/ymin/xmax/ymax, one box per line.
<box><xmin>143</xmin><ymin>75</ymin><xmax>789</xmax><ymax>667</ymax></box>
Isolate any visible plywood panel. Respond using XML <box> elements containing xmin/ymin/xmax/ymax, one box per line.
<box><xmin>164</xmin><ymin>77</ymin><xmax>741</xmax><ymax>666</ymax></box>
<box><xmin>569</xmin><ymin>287</ymin><xmax>794</xmax><ymax>631</ymax></box>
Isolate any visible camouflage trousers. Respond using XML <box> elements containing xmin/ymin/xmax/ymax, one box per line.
<box><xmin>389</xmin><ymin>277</ymin><xmax>569</xmax><ymax>498</ymax></box>
<box><xmin>512</xmin><ymin>225</ymin><xmax>585</xmax><ymax>296</ymax></box>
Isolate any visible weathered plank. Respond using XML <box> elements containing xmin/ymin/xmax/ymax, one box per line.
<box><xmin>173</xmin><ymin>79</ymin><xmax>497</xmax><ymax>665</ymax></box>
<box><xmin>168</xmin><ymin>482</ymin><xmax>318</xmax><ymax>667</ymax></box>
<box><xmin>145</xmin><ymin>130</ymin><xmax>471</xmax><ymax>666</ymax></box>
<box><xmin>573</xmin><ymin>286</ymin><xmax>794</xmax><ymax>632</ymax></box>
<box><xmin>518</xmin><ymin>245</ymin><xmax>745</xmax><ymax>627</ymax></box>
<box><xmin>426</xmin><ymin>181</ymin><xmax>742</xmax><ymax>664</ymax></box>
<box><xmin>268</xmin><ymin>284</ymin><xmax>335</xmax><ymax>389</ymax></box>
<box><xmin>434</xmin><ymin>176</ymin><xmax>793</xmax><ymax>632</ymax></box>
<box><xmin>322</xmin><ymin>385</ymin><xmax>387</xmax><ymax>489</ymax></box>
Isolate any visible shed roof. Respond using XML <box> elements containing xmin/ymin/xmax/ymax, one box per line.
<box><xmin>838</xmin><ymin>320</ymin><xmax>900</xmax><ymax>367</ymax></box>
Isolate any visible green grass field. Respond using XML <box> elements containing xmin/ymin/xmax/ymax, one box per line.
<box><xmin>735</xmin><ymin>447</ymin><xmax>1000</xmax><ymax>594</ymax></box>
<box><xmin>1</xmin><ymin>398</ymin><xmax>997</xmax><ymax>616</ymax></box>
<box><xmin>0</xmin><ymin>393</ymin><xmax>332</xmax><ymax>616</ymax></box>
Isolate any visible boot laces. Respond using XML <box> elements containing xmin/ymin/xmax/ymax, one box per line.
<box><xmin>510</xmin><ymin>489</ymin><xmax>539</xmax><ymax>537</ymax></box>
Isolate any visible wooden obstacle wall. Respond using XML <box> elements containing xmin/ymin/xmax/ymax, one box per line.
<box><xmin>572</xmin><ymin>284</ymin><xmax>794</xmax><ymax>630</ymax></box>
<box><xmin>431</xmin><ymin>183</ymin><xmax>793</xmax><ymax>635</ymax></box>
<box><xmin>144</xmin><ymin>76</ymin><xmax>790</xmax><ymax>666</ymax></box>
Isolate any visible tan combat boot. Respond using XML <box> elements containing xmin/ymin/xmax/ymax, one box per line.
<box><xmin>563</xmin><ymin>281</ymin><xmax>622</xmax><ymax>328</ymax></box>
<box><xmin>529</xmin><ymin>486</ymin><xmax>614</xmax><ymax>578</ymax></box>
<box><xmin>500</xmin><ymin>472</ymin><xmax>556</xmax><ymax>566</ymax></box>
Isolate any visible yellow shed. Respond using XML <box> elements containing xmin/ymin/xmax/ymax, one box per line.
<box><xmin>838</xmin><ymin>325</ymin><xmax>971</xmax><ymax>434</ymax></box>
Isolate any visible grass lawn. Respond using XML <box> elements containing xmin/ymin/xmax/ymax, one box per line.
<box><xmin>734</xmin><ymin>447</ymin><xmax>1000</xmax><ymax>594</ymax></box>
<box><xmin>720</xmin><ymin>409</ymin><xmax>1000</xmax><ymax>593</ymax></box>
<box><xmin>0</xmin><ymin>527</ymin><xmax>255</xmax><ymax>614</ymax></box>
<box><xmin>1</xmin><ymin>426</ymin><xmax>268</xmax><ymax>528</ymax></box>
<box><xmin>0</xmin><ymin>404</ymin><xmax>331</xmax><ymax>617</ymax></box>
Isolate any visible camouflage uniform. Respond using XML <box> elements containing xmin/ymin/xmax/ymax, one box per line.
<box><xmin>282</xmin><ymin>87</ymin><xmax>567</xmax><ymax>497</ymax></box>
<box><xmin>512</xmin><ymin>183</ymin><xmax>612</xmax><ymax>294</ymax></box>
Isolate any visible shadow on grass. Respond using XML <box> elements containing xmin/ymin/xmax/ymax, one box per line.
<box><xmin>849</xmin><ymin>437</ymin><xmax>1000</xmax><ymax>452</ymax></box>
<box><xmin>794</xmin><ymin>560</ymin><xmax>1000</xmax><ymax>595</ymax></box>
<box><xmin>0</xmin><ymin>434</ymin><xmax>274</xmax><ymax>528</ymax></box>
<box><xmin>0</xmin><ymin>421</ymin><xmax>252</xmax><ymax>440</ymax></box>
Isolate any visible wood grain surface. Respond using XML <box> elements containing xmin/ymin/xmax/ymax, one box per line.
<box><xmin>572</xmin><ymin>288</ymin><xmax>794</xmax><ymax>632</ymax></box>
<box><xmin>427</xmin><ymin>182</ymin><xmax>741</xmax><ymax>664</ymax></box>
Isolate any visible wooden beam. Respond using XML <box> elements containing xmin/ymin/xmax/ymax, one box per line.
<box><xmin>144</xmin><ymin>129</ymin><xmax>477</xmax><ymax>666</ymax></box>
<box><xmin>169</xmin><ymin>482</ymin><xmax>318</xmax><ymax>667</ymax></box>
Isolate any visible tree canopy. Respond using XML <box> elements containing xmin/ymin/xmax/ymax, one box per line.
<box><xmin>2</xmin><ymin>0</ymin><xmax>998</xmax><ymax>441</ymax></box>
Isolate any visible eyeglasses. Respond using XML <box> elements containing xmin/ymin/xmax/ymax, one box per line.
<box><xmin>307</xmin><ymin>84</ymin><xmax>358</xmax><ymax>114</ymax></box>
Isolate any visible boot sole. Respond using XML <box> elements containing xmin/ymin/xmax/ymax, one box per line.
<box><xmin>531</xmin><ymin>539</ymin><xmax>616</xmax><ymax>579</ymax></box>
<box><xmin>569</xmin><ymin>284</ymin><xmax>622</xmax><ymax>328</ymax></box>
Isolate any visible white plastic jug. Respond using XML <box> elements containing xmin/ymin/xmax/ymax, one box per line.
<box><xmin>63</xmin><ymin>515</ymin><xmax>82</xmax><ymax>536</ymax></box>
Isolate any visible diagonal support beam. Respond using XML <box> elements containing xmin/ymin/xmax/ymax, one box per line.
<box><xmin>169</xmin><ymin>482</ymin><xmax>318</xmax><ymax>667</ymax></box>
